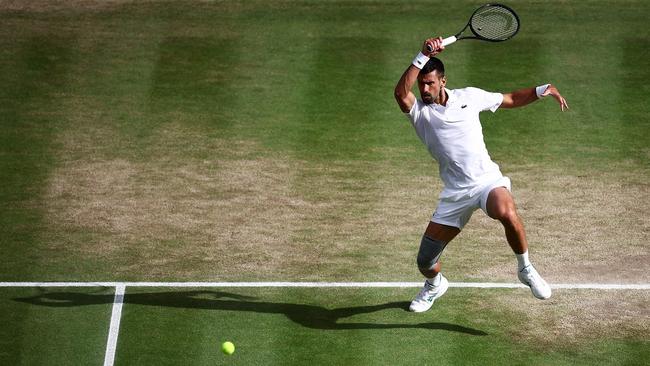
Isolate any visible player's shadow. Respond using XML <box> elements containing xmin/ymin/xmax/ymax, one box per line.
<box><xmin>14</xmin><ymin>290</ymin><xmax>487</xmax><ymax>335</ymax></box>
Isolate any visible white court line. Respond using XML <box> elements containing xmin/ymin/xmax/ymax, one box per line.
<box><xmin>0</xmin><ymin>281</ymin><xmax>649</xmax><ymax>289</ymax></box>
<box><xmin>103</xmin><ymin>284</ymin><xmax>125</xmax><ymax>366</ymax></box>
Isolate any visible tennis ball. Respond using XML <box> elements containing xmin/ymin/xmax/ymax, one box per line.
<box><xmin>221</xmin><ymin>341</ymin><xmax>235</xmax><ymax>355</ymax></box>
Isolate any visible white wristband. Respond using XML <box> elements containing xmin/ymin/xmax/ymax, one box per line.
<box><xmin>536</xmin><ymin>84</ymin><xmax>550</xmax><ymax>98</ymax></box>
<box><xmin>412</xmin><ymin>52</ymin><xmax>429</xmax><ymax>69</ymax></box>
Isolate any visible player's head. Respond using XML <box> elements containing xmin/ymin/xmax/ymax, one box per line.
<box><xmin>418</xmin><ymin>57</ymin><xmax>446</xmax><ymax>105</ymax></box>
<box><xmin>420</xmin><ymin>57</ymin><xmax>445</xmax><ymax>77</ymax></box>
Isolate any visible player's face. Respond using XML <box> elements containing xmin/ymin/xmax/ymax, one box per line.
<box><xmin>418</xmin><ymin>71</ymin><xmax>446</xmax><ymax>105</ymax></box>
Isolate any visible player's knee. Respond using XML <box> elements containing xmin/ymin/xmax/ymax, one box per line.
<box><xmin>492</xmin><ymin>205</ymin><xmax>518</xmax><ymax>223</ymax></box>
<box><xmin>416</xmin><ymin>236</ymin><xmax>448</xmax><ymax>270</ymax></box>
<box><xmin>504</xmin><ymin>208</ymin><xmax>521</xmax><ymax>226</ymax></box>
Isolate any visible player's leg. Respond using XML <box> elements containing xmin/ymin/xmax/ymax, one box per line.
<box><xmin>419</xmin><ymin>221</ymin><xmax>460</xmax><ymax>278</ymax></box>
<box><xmin>409</xmin><ymin>221</ymin><xmax>460</xmax><ymax>312</ymax></box>
<box><xmin>485</xmin><ymin>187</ymin><xmax>527</xmax><ymax>254</ymax></box>
<box><xmin>485</xmin><ymin>186</ymin><xmax>551</xmax><ymax>299</ymax></box>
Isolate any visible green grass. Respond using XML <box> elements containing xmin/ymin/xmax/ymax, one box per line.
<box><xmin>0</xmin><ymin>1</ymin><xmax>648</xmax><ymax>365</ymax></box>
<box><xmin>4</xmin><ymin>287</ymin><xmax>648</xmax><ymax>365</ymax></box>
<box><xmin>0</xmin><ymin>287</ymin><xmax>114</xmax><ymax>365</ymax></box>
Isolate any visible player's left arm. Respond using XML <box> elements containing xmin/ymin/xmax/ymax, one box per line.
<box><xmin>500</xmin><ymin>84</ymin><xmax>569</xmax><ymax>111</ymax></box>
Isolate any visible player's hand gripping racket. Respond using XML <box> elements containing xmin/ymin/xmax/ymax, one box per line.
<box><xmin>427</xmin><ymin>3</ymin><xmax>520</xmax><ymax>51</ymax></box>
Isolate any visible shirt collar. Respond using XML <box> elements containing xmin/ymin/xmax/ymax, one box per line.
<box><xmin>434</xmin><ymin>88</ymin><xmax>456</xmax><ymax>107</ymax></box>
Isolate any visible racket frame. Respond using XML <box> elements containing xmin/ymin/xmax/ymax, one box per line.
<box><xmin>428</xmin><ymin>3</ymin><xmax>519</xmax><ymax>50</ymax></box>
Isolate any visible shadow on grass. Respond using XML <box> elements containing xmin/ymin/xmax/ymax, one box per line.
<box><xmin>15</xmin><ymin>290</ymin><xmax>487</xmax><ymax>335</ymax></box>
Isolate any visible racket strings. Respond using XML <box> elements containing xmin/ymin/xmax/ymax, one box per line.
<box><xmin>470</xmin><ymin>6</ymin><xmax>519</xmax><ymax>41</ymax></box>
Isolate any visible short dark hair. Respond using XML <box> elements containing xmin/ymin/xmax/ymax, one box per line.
<box><xmin>419</xmin><ymin>57</ymin><xmax>445</xmax><ymax>77</ymax></box>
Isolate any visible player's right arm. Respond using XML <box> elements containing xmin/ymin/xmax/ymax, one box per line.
<box><xmin>394</xmin><ymin>65</ymin><xmax>419</xmax><ymax>113</ymax></box>
<box><xmin>394</xmin><ymin>38</ymin><xmax>444</xmax><ymax>113</ymax></box>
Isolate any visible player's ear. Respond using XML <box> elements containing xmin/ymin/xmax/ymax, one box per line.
<box><xmin>440</xmin><ymin>75</ymin><xmax>447</xmax><ymax>86</ymax></box>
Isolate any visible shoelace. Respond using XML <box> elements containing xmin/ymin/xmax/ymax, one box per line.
<box><xmin>417</xmin><ymin>288</ymin><xmax>429</xmax><ymax>298</ymax></box>
<box><xmin>417</xmin><ymin>282</ymin><xmax>437</xmax><ymax>298</ymax></box>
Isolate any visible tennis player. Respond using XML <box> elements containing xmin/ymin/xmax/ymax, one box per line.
<box><xmin>395</xmin><ymin>37</ymin><xmax>569</xmax><ymax>312</ymax></box>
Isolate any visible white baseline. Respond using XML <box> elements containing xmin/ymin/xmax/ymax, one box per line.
<box><xmin>103</xmin><ymin>284</ymin><xmax>125</xmax><ymax>366</ymax></box>
<box><xmin>0</xmin><ymin>281</ymin><xmax>648</xmax><ymax>289</ymax></box>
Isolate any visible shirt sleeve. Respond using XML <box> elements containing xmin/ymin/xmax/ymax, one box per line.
<box><xmin>469</xmin><ymin>87</ymin><xmax>504</xmax><ymax>113</ymax></box>
<box><xmin>404</xmin><ymin>99</ymin><xmax>429</xmax><ymax>147</ymax></box>
<box><xmin>405</xmin><ymin>99</ymin><xmax>423</xmax><ymax>125</ymax></box>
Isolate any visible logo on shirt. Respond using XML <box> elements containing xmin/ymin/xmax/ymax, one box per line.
<box><xmin>461</xmin><ymin>104</ymin><xmax>467</xmax><ymax>109</ymax></box>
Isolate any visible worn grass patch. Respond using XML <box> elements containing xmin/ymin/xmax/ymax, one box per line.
<box><xmin>43</xmin><ymin>119</ymin><xmax>316</xmax><ymax>279</ymax></box>
<box><xmin>450</xmin><ymin>164</ymin><xmax>650</xmax><ymax>284</ymax></box>
<box><xmin>43</xmin><ymin>131</ymin><xmax>437</xmax><ymax>280</ymax></box>
<box><xmin>43</xmin><ymin>120</ymin><xmax>649</xmax><ymax>284</ymax></box>
<box><xmin>490</xmin><ymin>288</ymin><xmax>650</xmax><ymax>349</ymax></box>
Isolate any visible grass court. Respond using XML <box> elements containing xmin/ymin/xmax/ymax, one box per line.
<box><xmin>1</xmin><ymin>1</ymin><xmax>648</xmax><ymax>364</ymax></box>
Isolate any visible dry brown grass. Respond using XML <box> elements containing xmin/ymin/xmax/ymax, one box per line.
<box><xmin>485</xmin><ymin>288</ymin><xmax>650</xmax><ymax>347</ymax></box>
<box><xmin>456</xmin><ymin>165</ymin><xmax>650</xmax><ymax>284</ymax></box>
<box><xmin>43</xmin><ymin>134</ymin><xmax>650</xmax><ymax>284</ymax></box>
<box><xmin>44</xmin><ymin>124</ymin><xmax>323</xmax><ymax>278</ymax></box>
<box><xmin>43</xmin><ymin>144</ymin><xmax>437</xmax><ymax>280</ymax></box>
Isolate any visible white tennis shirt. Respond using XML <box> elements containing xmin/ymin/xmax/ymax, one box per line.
<box><xmin>406</xmin><ymin>87</ymin><xmax>505</xmax><ymax>200</ymax></box>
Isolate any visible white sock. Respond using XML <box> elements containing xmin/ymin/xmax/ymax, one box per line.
<box><xmin>426</xmin><ymin>273</ymin><xmax>442</xmax><ymax>287</ymax></box>
<box><xmin>516</xmin><ymin>251</ymin><xmax>531</xmax><ymax>271</ymax></box>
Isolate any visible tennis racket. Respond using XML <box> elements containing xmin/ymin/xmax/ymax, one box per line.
<box><xmin>427</xmin><ymin>3</ymin><xmax>520</xmax><ymax>51</ymax></box>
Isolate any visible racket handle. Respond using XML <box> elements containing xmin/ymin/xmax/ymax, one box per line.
<box><xmin>426</xmin><ymin>36</ymin><xmax>458</xmax><ymax>52</ymax></box>
<box><xmin>441</xmin><ymin>36</ymin><xmax>457</xmax><ymax>47</ymax></box>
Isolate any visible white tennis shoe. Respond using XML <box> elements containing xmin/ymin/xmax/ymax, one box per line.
<box><xmin>518</xmin><ymin>264</ymin><xmax>552</xmax><ymax>300</ymax></box>
<box><xmin>409</xmin><ymin>274</ymin><xmax>449</xmax><ymax>312</ymax></box>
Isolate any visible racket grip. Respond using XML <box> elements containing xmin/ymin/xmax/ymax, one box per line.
<box><xmin>426</xmin><ymin>36</ymin><xmax>458</xmax><ymax>52</ymax></box>
<box><xmin>441</xmin><ymin>36</ymin><xmax>457</xmax><ymax>47</ymax></box>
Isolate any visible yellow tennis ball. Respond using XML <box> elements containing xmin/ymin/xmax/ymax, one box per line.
<box><xmin>221</xmin><ymin>341</ymin><xmax>235</xmax><ymax>355</ymax></box>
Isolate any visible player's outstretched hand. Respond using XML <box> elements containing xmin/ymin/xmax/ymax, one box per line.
<box><xmin>423</xmin><ymin>37</ymin><xmax>444</xmax><ymax>57</ymax></box>
<box><xmin>542</xmin><ymin>84</ymin><xmax>569</xmax><ymax>111</ymax></box>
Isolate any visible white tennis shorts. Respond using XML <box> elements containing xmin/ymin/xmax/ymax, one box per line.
<box><xmin>432</xmin><ymin>176</ymin><xmax>512</xmax><ymax>229</ymax></box>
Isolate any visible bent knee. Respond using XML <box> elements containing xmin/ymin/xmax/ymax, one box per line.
<box><xmin>417</xmin><ymin>236</ymin><xmax>448</xmax><ymax>270</ymax></box>
<box><xmin>491</xmin><ymin>206</ymin><xmax>519</xmax><ymax>224</ymax></box>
